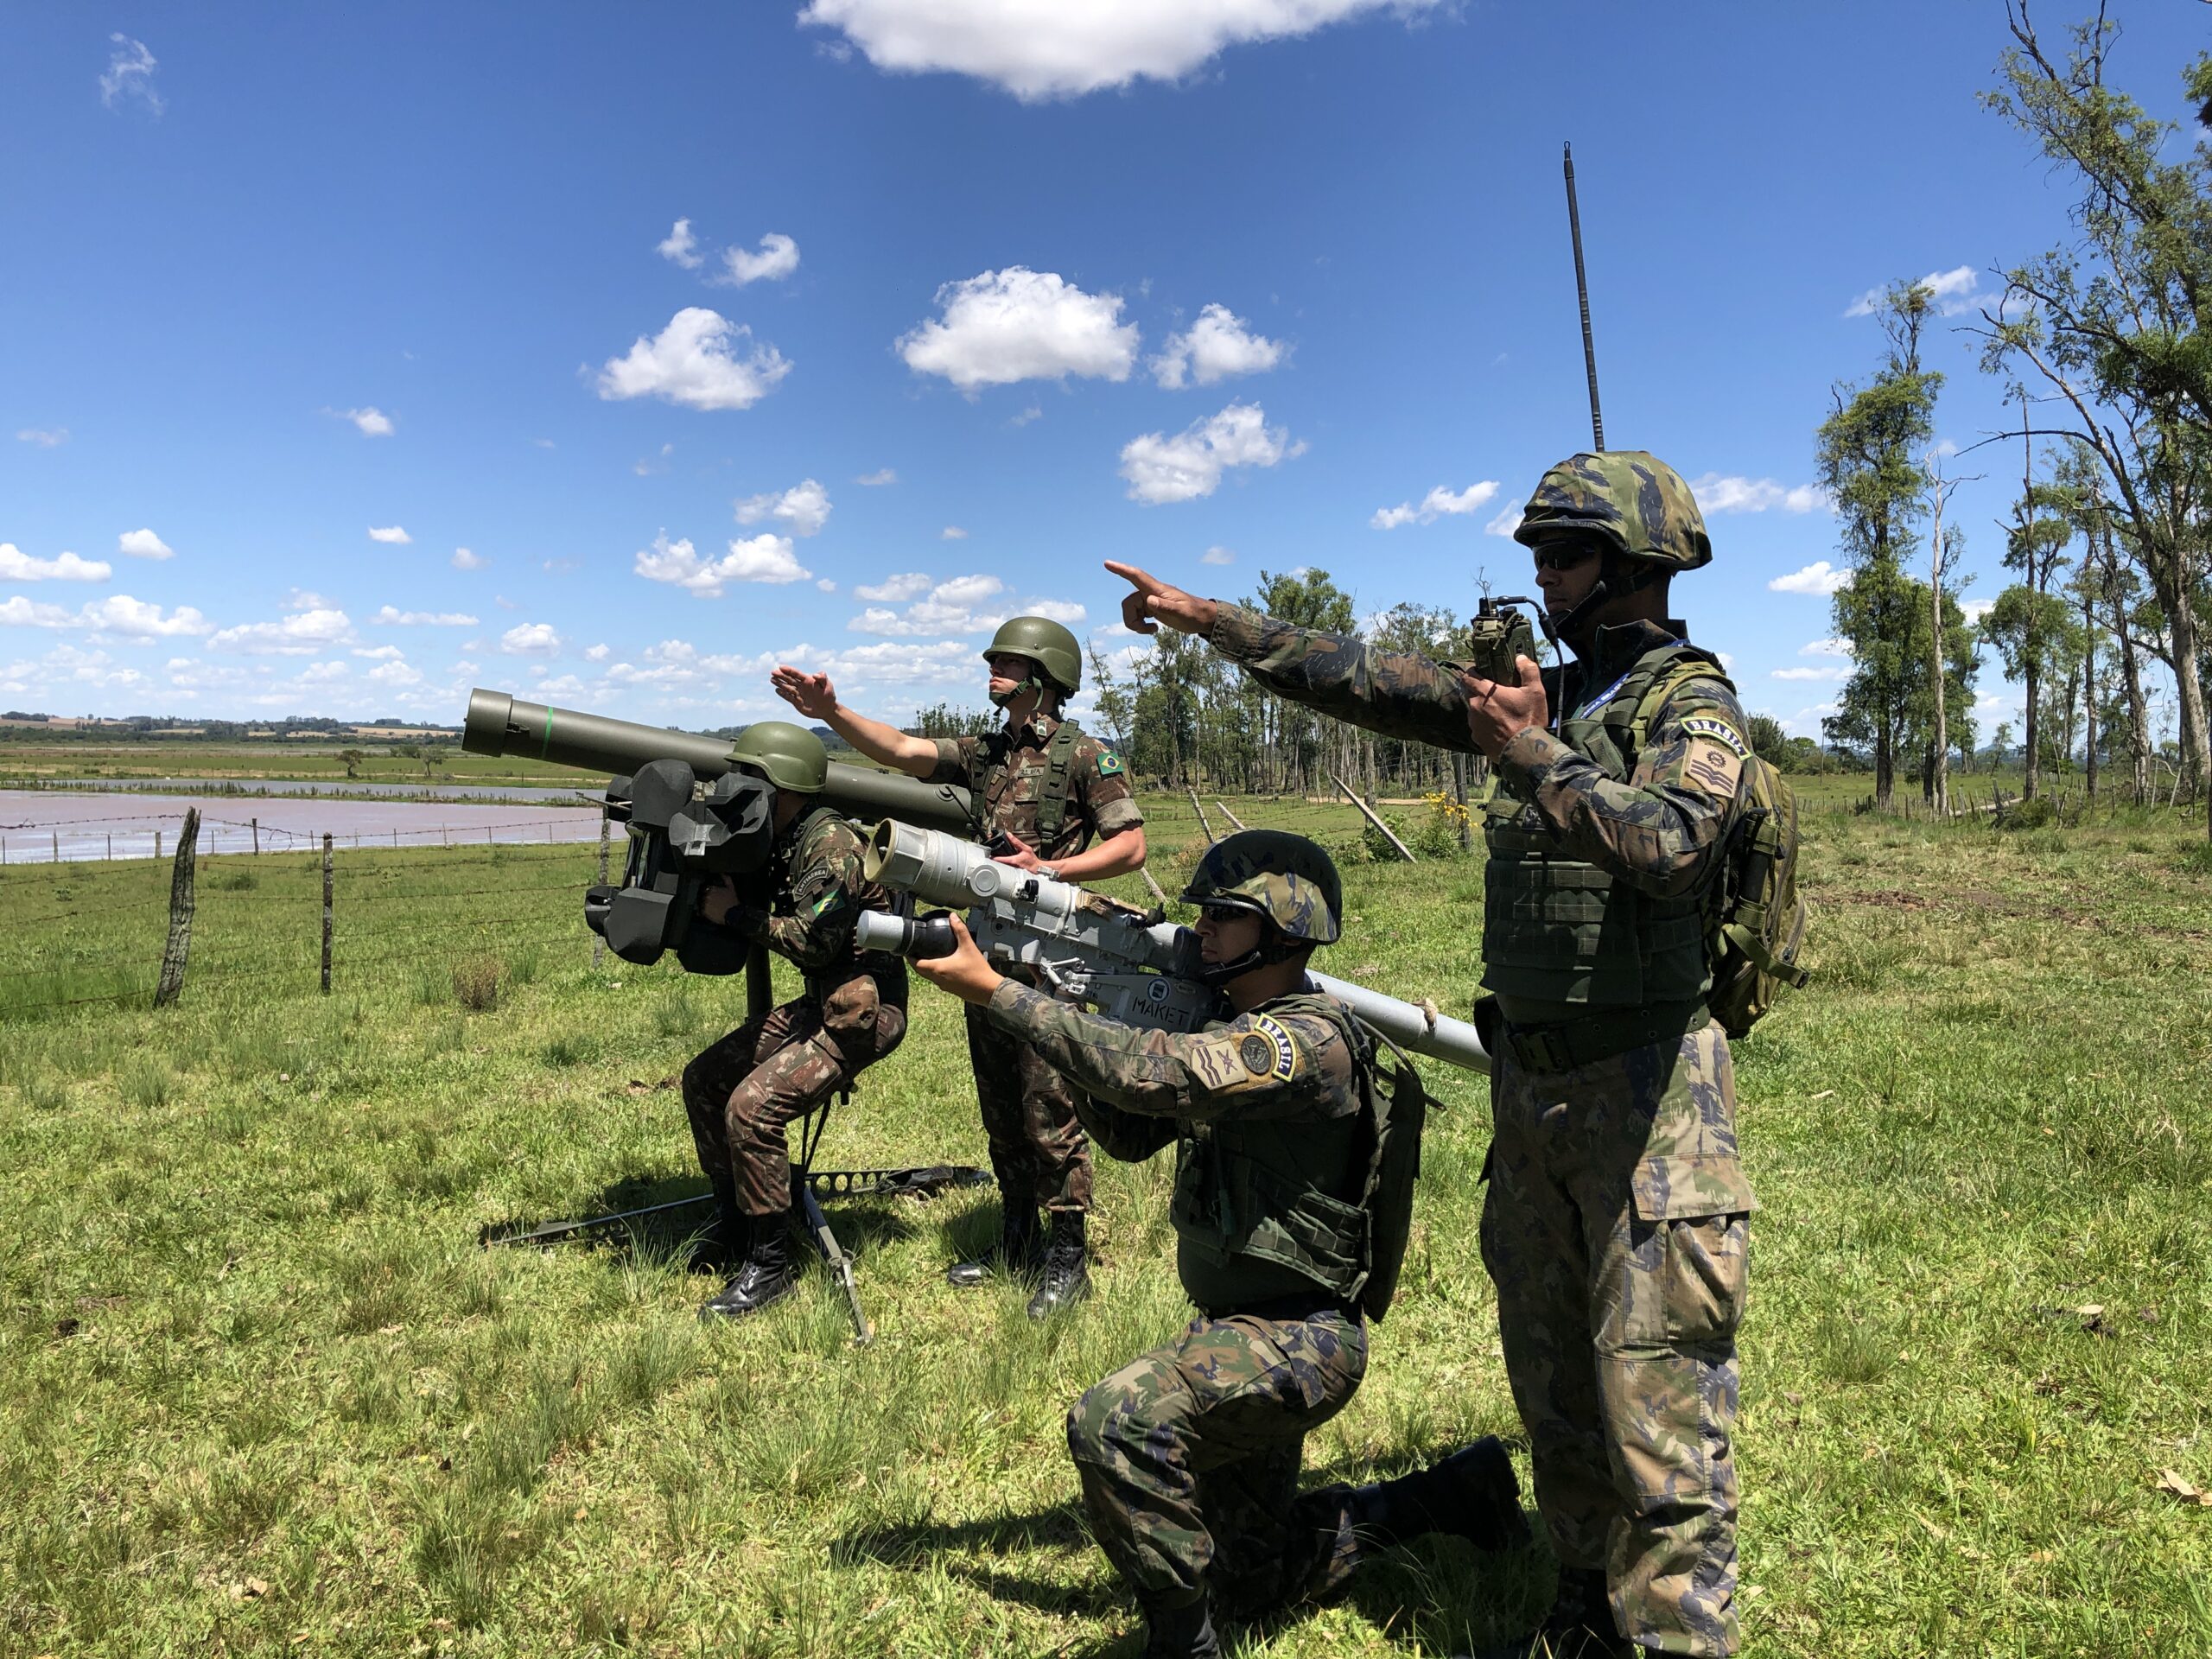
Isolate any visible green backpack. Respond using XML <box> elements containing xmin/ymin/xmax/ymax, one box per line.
<box><xmin>1630</xmin><ymin>663</ymin><xmax>1811</xmax><ymax>1039</ymax></box>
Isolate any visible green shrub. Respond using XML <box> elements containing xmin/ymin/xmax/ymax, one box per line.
<box><xmin>451</xmin><ymin>956</ymin><xmax>503</xmax><ymax>1013</ymax></box>
<box><xmin>1998</xmin><ymin>796</ymin><xmax>2056</xmax><ymax>831</ymax></box>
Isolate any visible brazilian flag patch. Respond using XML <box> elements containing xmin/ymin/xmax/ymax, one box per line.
<box><xmin>1096</xmin><ymin>749</ymin><xmax>1125</xmax><ymax>777</ymax></box>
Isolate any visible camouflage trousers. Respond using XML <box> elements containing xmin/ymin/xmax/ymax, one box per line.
<box><xmin>963</xmin><ymin>995</ymin><xmax>1093</xmax><ymax>1215</ymax></box>
<box><xmin>682</xmin><ymin>997</ymin><xmax>906</xmax><ymax>1215</ymax></box>
<box><xmin>1065</xmin><ymin>1307</ymin><xmax>1369</xmax><ymax>1617</ymax></box>
<box><xmin>1479</xmin><ymin>1019</ymin><xmax>1755</xmax><ymax>1657</ymax></box>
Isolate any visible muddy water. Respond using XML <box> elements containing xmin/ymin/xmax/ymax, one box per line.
<box><xmin>0</xmin><ymin>791</ymin><xmax>604</xmax><ymax>865</ymax></box>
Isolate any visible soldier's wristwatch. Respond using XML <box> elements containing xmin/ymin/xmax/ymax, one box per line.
<box><xmin>1036</xmin><ymin>863</ymin><xmax>1060</xmax><ymax>882</ymax></box>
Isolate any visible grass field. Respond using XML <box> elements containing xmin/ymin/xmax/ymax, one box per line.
<box><xmin>3</xmin><ymin>788</ymin><xmax>2208</xmax><ymax>1656</ymax></box>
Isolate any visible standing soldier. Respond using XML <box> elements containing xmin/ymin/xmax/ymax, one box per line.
<box><xmin>770</xmin><ymin>617</ymin><xmax>1147</xmax><ymax>1318</ymax></box>
<box><xmin>1106</xmin><ymin>452</ymin><xmax>1758</xmax><ymax>1659</ymax></box>
<box><xmin>908</xmin><ymin>830</ymin><xmax>1526</xmax><ymax>1658</ymax></box>
<box><xmin>681</xmin><ymin>721</ymin><xmax>908</xmax><ymax>1323</ymax></box>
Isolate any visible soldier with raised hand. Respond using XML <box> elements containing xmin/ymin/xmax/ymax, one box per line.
<box><xmin>770</xmin><ymin>617</ymin><xmax>1147</xmax><ymax>1318</ymax></box>
<box><xmin>1106</xmin><ymin>452</ymin><xmax>1759</xmax><ymax>1659</ymax></box>
<box><xmin>908</xmin><ymin>830</ymin><xmax>1527</xmax><ymax>1659</ymax></box>
<box><xmin>681</xmin><ymin>721</ymin><xmax>908</xmax><ymax>1323</ymax></box>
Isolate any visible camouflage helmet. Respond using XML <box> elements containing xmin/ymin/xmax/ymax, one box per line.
<box><xmin>1512</xmin><ymin>450</ymin><xmax>1712</xmax><ymax>572</ymax></box>
<box><xmin>1181</xmin><ymin>830</ymin><xmax>1342</xmax><ymax>946</ymax></box>
<box><xmin>728</xmin><ymin>720</ymin><xmax>828</xmax><ymax>794</ymax></box>
<box><xmin>982</xmin><ymin>615</ymin><xmax>1083</xmax><ymax>696</ymax></box>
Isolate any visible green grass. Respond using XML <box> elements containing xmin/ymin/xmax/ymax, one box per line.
<box><xmin>1</xmin><ymin>792</ymin><xmax>2208</xmax><ymax>1655</ymax></box>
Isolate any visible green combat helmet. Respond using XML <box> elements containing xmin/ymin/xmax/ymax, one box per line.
<box><xmin>982</xmin><ymin>615</ymin><xmax>1084</xmax><ymax>702</ymax></box>
<box><xmin>1182</xmin><ymin>830</ymin><xmax>1342</xmax><ymax>982</ymax></box>
<box><xmin>1512</xmin><ymin>449</ymin><xmax>1713</xmax><ymax>572</ymax></box>
<box><xmin>728</xmin><ymin>720</ymin><xmax>827</xmax><ymax>794</ymax></box>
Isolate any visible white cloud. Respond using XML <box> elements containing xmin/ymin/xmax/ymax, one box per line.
<box><xmin>940</xmin><ymin>524</ymin><xmax>969</xmax><ymax>540</ymax></box>
<box><xmin>848</xmin><ymin>572</ymin><xmax>1012</xmax><ymax>636</ymax></box>
<box><xmin>86</xmin><ymin>596</ymin><xmax>213</xmax><ymax>639</ymax></box>
<box><xmin>365</xmin><ymin>657</ymin><xmax>423</xmax><ymax>687</ymax></box>
<box><xmin>0</xmin><ymin>545</ymin><xmax>111</xmax><ymax>582</ymax></box>
<box><xmin>209</xmin><ymin>607</ymin><xmax>356</xmax><ymax>655</ymax></box>
<box><xmin>798</xmin><ymin>0</ymin><xmax>1444</xmax><ymax>101</ymax></box>
<box><xmin>368</xmin><ymin>525</ymin><xmax>412</xmax><ymax>544</ymax></box>
<box><xmin>118</xmin><ymin>528</ymin><xmax>174</xmax><ymax>560</ymax></box>
<box><xmin>1151</xmin><ymin>304</ymin><xmax>1285</xmax><ymax>389</ymax></box>
<box><xmin>584</xmin><ymin>643</ymin><xmax>611</xmax><ymax>662</ymax></box>
<box><xmin>856</xmin><ymin>571</ymin><xmax>932</xmax><ymax>602</ymax></box>
<box><xmin>595</xmin><ymin>308</ymin><xmax>791</xmax><ymax>412</ymax></box>
<box><xmin>372</xmin><ymin>606</ymin><xmax>477</xmax><ymax>626</ymax></box>
<box><xmin>1961</xmin><ymin>597</ymin><xmax>1997</xmax><ymax>625</ymax></box>
<box><xmin>1010</xmin><ymin>404</ymin><xmax>1044</xmax><ymax>427</ymax></box>
<box><xmin>1370</xmin><ymin>480</ymin><xmax>1501</xmax><ymax>530</ymax></box>
<box><xmin>0</xmin><ymin>598</ymin><xmax>76</xmax><ymax>629</ymax></box>
<box><xmin>451</xmin><ymin>546</ymin><xmax>486</xmax><ymax>570</ymax></box>
<box><xmin>353</xmin><ymin>644</ymin><xmax>404</xmax><ymax>660</ymax></box>
<box><xmin>1201</xmin><ymin>545</ymin><xmax>1236</xmax><ymax>566</ymax></box>
<box><xmin>734</xmin><ymin>478</ymin><xmax>832</xmax><ymax>537</ymax></box>
<box><xmin>16</xmin><ymin>428</ymin><xmax>68</xmax><ymax>448</ymax></box>
<box><xmin>1119</xmin><ymin>402</ymin><xmax>1301</xmax><ymax>505</ymax></box>
<box><xmin>932</xmin><ymin>573</ymin><xmax>1003</xmax><ymax>607</ymax></box>
<box><xmin>715</xmin><ymin>232</ymin><xmax>801</xmax><ymax>286</ymax></box>
<box><xmin>297</xmin><ymin>660</ymin><xmax>350</xmax><ymax>683</ymax></box>
<box><xmin>897</xmin><ymin>268</ymin><xmax>1138</xmax><ymax>391</ymax></box>
<box><xmin>633</xmin><ymin>531</ymin><xmax>810</xmax><ymax>597</ymax></box>
<box><xmin>1771</xmin><ymin>665</ymin><xmax>1849</xmax><ymax>682</ymax></box>
<box><xmin>816</xmin><ymin>577</ymin><xmax>837</xmax><ymax>592</ymax></box>
<box><xmin>333</xmin><ymin>406</ymin><xmax>395</xmax><ymax>437</ymax></box>
<box><xmin>1799</xmin><ymin>637</ymin><xmax>1853</xmax><ymax>658</ymax></box>
<box><xmin>855</xmin><ymin>467</ymin><xmax>898</xmax><ymax>486</ymax></box>
<box><xmin>100</xmin><ymin>34</ymin><xmax>163</xmax><ymax>114</ymax></box>
<box><xmin>658</xmin><ymin>217</ymin><xmax>702</xmax><ymax>270</ymax></box>
<box><xmin>1845</xmin><ymin>264</ymin><xmax>1982</xmax><ymax>320</ymax></box>
<box><xmin>1688</xmin><ymin>474</ymin><xmax>1830</xmax><ymax>515</ymax></box>
<box><xmin>500</xmin><ymin>622</ymin><xmax>563</xmax><ymax>656</ymax></box>
<box><xmin>1769</xmin><ymin>561</ymin><xmax>1850</xmax><ymax>596</ymax></box>
<box><xmin>1025</xmin><ymin>599</ymin><xmax>1086</xmax><ymax>625</ymax></box>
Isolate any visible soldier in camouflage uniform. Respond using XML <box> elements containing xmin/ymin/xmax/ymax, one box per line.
<box><xmin>772</xmin><ymin>617</ymin><xmax>1146</xmax><ymax>1319</ymax></box>
<box><xmin>1107</xmin><ymin>452</ymin><xmax>1759</xmax><ymax>1658</ymax></box>
<box><xmin>910</xmin><ymin>830</ymin><xmax>1528</xmax><ymax>1659</ymax></box>
<box><xmin>681</xmin><ymin>721</ymin><xmax>908</xmax><ymax>1322</ymax></box>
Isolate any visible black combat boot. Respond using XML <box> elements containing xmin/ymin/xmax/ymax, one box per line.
<box><xmin>1349</xmin><ymin>1435</ymin><xmax>1531</xmax><ymax>1554</ymax></box>
<box><xmin>946</xmin><ymin>1196</ymin><xmax>1041</xmax><ymax>1289</ymax></box>
<box><xmin>1473</xmin><ymin>1566</ymin><xmax>1633</xmax><ymax>1658</ymax></box>
<box><xmin>1138</xmin><ymin>1592</ymin><xmax>1220</xmax><ymax>1659</ymax></box>
<box><xmin>699</xmin><ymin>1222</ymin><xmax>794</xmax><ymax>1321</ymax></box>
<box><xmin>1025</xmin><ymin>1210</ymin><xmax>1091</xmax><ymax>1320</ymax></box>
<box><xmin>690</xmin><ymin>1189</ymin><xmax>750</xmax><ymax>1274</ymax></box>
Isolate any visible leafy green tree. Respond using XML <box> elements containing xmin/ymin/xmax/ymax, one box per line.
<box><xmin>339</xmin><ymin>747</ymin><xmax>365</xmax><ymax>780</ymax></box>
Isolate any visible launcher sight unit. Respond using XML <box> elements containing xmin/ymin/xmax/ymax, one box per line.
<box><xmin>855</xmin><ymin>820</ymin><xmax>1490</xmax><ymax>1075</ymax></box>
<box><xmin>1462</xmin><ymin>595</ymin><xmax>1544</xmax><ymax>687</ymax></box>
<box><xmin>461</xmin><ymin>690</ymin><xmax>975</xmax><ymax>972</ymax></box>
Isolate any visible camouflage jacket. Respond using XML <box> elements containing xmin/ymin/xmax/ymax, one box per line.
<box><xmin>926</xmin><ymin>712</ymin><xmax>1143</xmax><ymax>863</ymax></box>
<box><xmin>987</xmin><ymin>980</ymin><xmax>1369</xmax><ymax>1309</ymax></box>
<box><xmin>1210</xmin><ymin>606</ymin><xmax>1745</xmax><ymax>899</ymax></box>
<box><xmin>729</xmin><ymin>805</ymin><xmax>906</xmax><ymax>1022</ymax></box>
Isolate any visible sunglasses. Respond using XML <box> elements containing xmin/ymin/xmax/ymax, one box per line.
<box><xmin>1529</xmin><ymin>542</ymin><xmax>1601</xmax><ymax>573</ymax></box>
<box><xmin>1198</xmin><ymin>903</ymin><xmax>1253</xmax><ymax>926</ymax></box>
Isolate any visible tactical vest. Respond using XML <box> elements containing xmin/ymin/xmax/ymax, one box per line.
<box><xmin>1480</xmin><ymin>640</ymin><xmax>1729</xmax><ymax>1007</ymax></box>
<box><xmin>965</xmin><ymin>717</ymin><xmax>1085</xmax><ymax>842</ymax></box>
<box><xmin>1169</xmin><ymin>994</ymin><xmax>1418</xmax><ymax>1320</ymax></box>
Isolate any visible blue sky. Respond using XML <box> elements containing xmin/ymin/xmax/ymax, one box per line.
<box><xmin>3</xmin><ymin>3</ymin><xmax>2204</xmax><ymax>740</ymax></box>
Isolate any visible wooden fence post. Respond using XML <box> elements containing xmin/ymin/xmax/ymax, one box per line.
<box><xmin>1213</xmin><ymin>800</ymin><xmax>1248</xmax><ymax>832</ymax></box>
<box><xmin>1186</xmin><ymin>789</ymin><xmax>1216</xmax><ymax>844</ymax></box>
<box><xmin>155</xmin><ymin>828</ymin><xmax>162</xmax><ymax>861</ymax></box>
<box><xmin>1140</xmin><ymin>865</ymin><xmax>1170</xmax><ymax>905</ymax></box>
<box><xmin>1332</xmin><ymin>771</ymin><xmax>1416</xmax><ymax>861</ymax></box>
<box><xmin>1452</xmin><ymin>753</ymin><xmax>1471</xmax><ymax>852</ymax></box>
<box><xmin>251</xmin><ymin>817</ymin><xmax>260</xmax><ymax>855</ymax></box>
<box><xmin>154</xmin><ymin>809</ymin><xmax>200</xmax><ymax>1008</ymax></box>
<box><xmin>321</xmin><ymin>833</ymin><xmax>334</xmax><ymax>995</ymax></box>
<box><xmin>592</xmin><ymin>806</ymin><xmax>609</xmax><ymax>969</ymax></box>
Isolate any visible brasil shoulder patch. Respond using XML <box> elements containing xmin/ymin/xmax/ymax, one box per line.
<box><xmin>1241</xmin><ymin>1014</ymin><xmax>1300</xmax><ymax>1082</ymax></box>
<box><xmin>1679</xmin><ymin>715</ymin><xmax>1749</xmax><ymax>758</ymax></box>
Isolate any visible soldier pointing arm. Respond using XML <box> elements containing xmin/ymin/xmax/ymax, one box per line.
<box><xmin>1109</xmin><ymin>453</ymin><xmax>1760</xmax><ymax>1659</ymax></box>
<box><xmin>771</xmin><ymin>616</ymin><xmax>1147</xmax><ymax>1317</ymax></box>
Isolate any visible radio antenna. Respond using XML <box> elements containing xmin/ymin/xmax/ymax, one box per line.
<box><xmin>1563</xmin><ymin>142</ymin><xmax>1605</xmax><ymax>450</ymax></box>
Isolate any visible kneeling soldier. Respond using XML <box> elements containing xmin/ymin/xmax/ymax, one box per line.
<box><xmin>912</xmin><ymin>830</ymin><xmax>1527</xmax><ymax>1656</ymax></box>
<box><xmin>680</xmin><ymin>721</ymin><xmax>907</xmax><ymax>1322</ymax></box>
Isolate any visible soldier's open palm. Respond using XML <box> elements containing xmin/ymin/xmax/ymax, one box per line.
<box><xmin>771</xmin><ymin>665</ymin><xmax>836</xmax><ymax>719</ymax></box>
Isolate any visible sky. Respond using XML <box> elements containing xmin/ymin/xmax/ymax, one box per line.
<box><xmin>3</xmin><ymin>2</ymin><xmax>2207</xmax><ymax>742</ymax></box>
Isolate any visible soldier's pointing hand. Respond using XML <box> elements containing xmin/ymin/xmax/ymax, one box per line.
<box><xmin>770</xmin><ymin>665</ymin><xmax>836</xmax><ymax>720</ymax></box>
<box><xmin>1463</xmin><ymin>655</ymin><xmax>1549</xmax><ymax>759</ymax></box>
<box><xmin>1105</xmin><ymin>562</ymin><xmax>1218</xmax><ymax>638</ymax></box>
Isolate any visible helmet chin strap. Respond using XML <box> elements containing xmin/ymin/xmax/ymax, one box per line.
<box><xmin>1195</xmin><ymin>928</ymin><xmax>1306</xmax><ymax>987</ymax></box>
